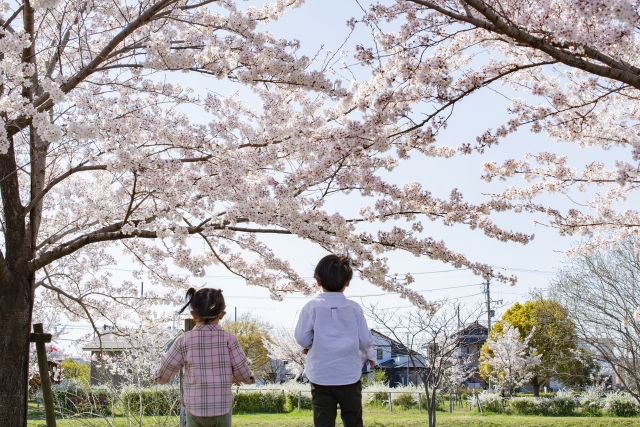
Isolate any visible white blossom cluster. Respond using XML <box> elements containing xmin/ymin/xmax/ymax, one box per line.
<box><xmin>480</xmin><ymin>323</ymin><xmax>541</xmax><ymax>393</ymax></box>
<box><xmin>347</xmin><ymin>0</ymin><xmax>640</xmax><ymax>256</ymax></box>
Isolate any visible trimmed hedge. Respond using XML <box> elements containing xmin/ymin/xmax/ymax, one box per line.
<box><xmin>233</xmin><ymin>391</ymin><xmax>286</xmax><ymax>413</ymax></box>
<box><xmin>392</xmin><ymin>393</ymin><xmax>417</xmax><ymax>409</ymax></box>
<box><xmin>121</xmin><ymin>385</ymin><xmax>180</xmax><ymax>416</ymax></box>
<box><xmin>284</xmin><ymin>391</ymin><xmax>313</xmax><ymax>411</ymax></box>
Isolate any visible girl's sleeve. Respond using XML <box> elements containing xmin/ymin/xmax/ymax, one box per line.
<box><xmin>155</xmin><ymin>336</ymin><xmax>184</xmax><ymax>384</ymax></box>
<box><xmin>228</xmin><ymin>335</ymin><xmax>253</xmax><ymax>383</ymax></box>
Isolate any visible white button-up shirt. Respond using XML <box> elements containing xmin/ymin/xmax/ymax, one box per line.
<box><xmin>294</xmin><ymin>292</ymin><xmax>376</xmax><ymax>386</ymax></box>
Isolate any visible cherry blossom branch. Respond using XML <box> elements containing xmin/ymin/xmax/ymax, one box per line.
<box><xmin>23</xmin><ymin>164</ymin><xmax>108</xmax><ymax>216</ymax></box>
<box><xmin>407</xmin><ymin>0</ymin><xmax>640</xmax><ymax>89</ymax></box>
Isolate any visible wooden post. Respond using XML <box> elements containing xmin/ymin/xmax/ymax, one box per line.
<box><xmin>388</xmin><ymin>392</ymin><xmax>392</xmax><ymax>412</ymax></box>
<box><xmin>179</xmin><ymin>319</ymin><xmax>196</xmax><ymax>427</ymax></box>
<box><xmin>449</xmin><ymin>393</ymin><xmax>453</xmax><ymax>413</ymax></box>
<box><xmin>30</xmin><ymin>323</ymin><xmax>56</xmax><ymax>427</ymax></box>
<box><xmin>298</xmin><ymin>391</ymin><xmax>301</xmax><ymax>411</ymax></box>
<box><xmin>418</xmin><ymin>393</ymin><xmax>421</xmax><ymax>411</ymax></box>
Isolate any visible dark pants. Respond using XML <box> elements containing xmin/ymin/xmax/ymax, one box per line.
<box><xmin>310</xmin><ymin>381</ymin><xmax>363</xmax><ymax>427</ymax></box>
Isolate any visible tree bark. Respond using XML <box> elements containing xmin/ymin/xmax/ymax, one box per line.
<box><xmin>0</xmin><ymin>271</ymin><xmax>34</xmax><ymax>427</ymax></box>
<box><xmin>531</xmin><ymin>376</ymin><xmax>540</xmax><ymax>397</ymax></box>
<box><xmin>0</xmin><ymin>131</ymin><xmax>33</xmax><ymax>426</ymax></box>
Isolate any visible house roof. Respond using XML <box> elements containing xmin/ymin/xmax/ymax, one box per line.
<box><xmin>454</xmin><ymin>321</ymin><xmax>488</xmax><ymax>346</ymax></box>
<box><xmin>376</xmin><ymin>358</ymin><xmax>426</xmax><ymax>369</ymax></box>
<box><xmin>371</xmin><ymin>329</ymin><xmax>420</xmax><ymax>356</ymax></box>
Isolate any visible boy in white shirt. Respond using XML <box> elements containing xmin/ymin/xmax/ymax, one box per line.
<box><xmin>294</xmin><ymin>255</ymin><xmax>376</xmax><ymax>427</ymax></box>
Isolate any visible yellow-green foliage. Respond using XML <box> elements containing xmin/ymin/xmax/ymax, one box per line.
<box><xmin>222</xmin><ymin>314</ymin><xmax>272</xmax><ymax>377</ymax></box>
<box><xmin>60</xmin><ymin>358</ymin><xmax>90</xmax><ymax>385</ymax></box>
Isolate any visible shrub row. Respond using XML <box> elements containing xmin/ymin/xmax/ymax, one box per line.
<box><xmin>471</xmin><ymin>390</ymin><xmax>639</xmax><ymax>417</ymax></box>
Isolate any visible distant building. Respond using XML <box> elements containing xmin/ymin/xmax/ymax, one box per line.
<box><xmin>453</xmin><ymin>321</ymin><xmax>488</xmax><ymax>389</ymax></box>
<box><xmin>367</xmin><ymin>330</ymin><xmax>426</xmax><ymax>387</ymax></box>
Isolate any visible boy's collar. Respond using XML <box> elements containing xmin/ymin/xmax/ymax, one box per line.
<box><xmin>316</xmin><ymin>292</ymin><xmax>346</xmax><ymax>298</ymax></box>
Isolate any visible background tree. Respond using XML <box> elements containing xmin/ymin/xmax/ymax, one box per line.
<box><xmin>482</xmin><ymin>299</ymin><xmax>593</xmax><ymax>396</ymax></box>
<box><xmin>479</xmin><ymin>322</ymin><xmax>540</xmax><ymax>396</ymax></box>
<box><xmin>262</xmin><ymin>327</ymin><xmax>306</xmax><ymax>382</ymax></box>
<box><xmin>367</xmin><ymin>301</ymin><xmax>480</xmax><ymax>427</ymax></box>
<box><xmin>550</xmin><ymin>239</ymin><xmax>640</xmax><ymax>403</ymax></box>
<box><xmin>222</xmin><ymin>313</ymin><xmax>272</xmax><ymax>379</ymax></box>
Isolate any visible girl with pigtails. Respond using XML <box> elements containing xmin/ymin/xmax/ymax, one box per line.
<box><xmin>156</xmin><ymin>288</ymin><xmax>255</xmax><ymax>427</ymax></box>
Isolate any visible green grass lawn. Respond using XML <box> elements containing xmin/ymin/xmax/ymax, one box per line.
<box><xmin>27</xmin><ymin>404</ymin><xmax>640</xmax><ymax>427</ymax></box>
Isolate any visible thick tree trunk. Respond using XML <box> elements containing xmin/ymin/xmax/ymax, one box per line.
<box><xmin>0</xmin><ymin>271</ymin><xmax>34</xmax><ymax>427</ymax></box>
<box><xmin>531</xmin><ymin>376</ymin><xmax>541</xmax><ymax>397</ymax></box>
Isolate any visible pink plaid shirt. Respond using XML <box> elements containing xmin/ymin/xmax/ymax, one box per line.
<box><xmin>155</xmin><ymin>324</ymin><xmax>253</xmax><ymax>417</ymax></box>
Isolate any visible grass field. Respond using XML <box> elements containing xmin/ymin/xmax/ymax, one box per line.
<box><xmin>27</xmin><ymin>405</ymin><xmax>640</xmax><ymax>427</ymax></box>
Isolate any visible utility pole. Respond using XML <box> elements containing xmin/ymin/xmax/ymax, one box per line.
<box><xmin>485</xmin><ymin>279</ymin><xmax>492</xmax><ymax>332</ymax></box>
<box><xmin>406</xmin><ymin>332</ymin><xmax>410</xmax><ymax>385</ymax></box>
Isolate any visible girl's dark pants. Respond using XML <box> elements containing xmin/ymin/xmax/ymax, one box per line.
<box><xmin>310</xmin><ymin>380</ymin><xmax>363</xmax><ymax>427</ymax></box>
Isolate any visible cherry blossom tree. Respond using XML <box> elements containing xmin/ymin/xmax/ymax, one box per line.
<box><xmin>0</xmin><ymin>0</ymin><xmax>531</xmax><ymax>424</ymax></box>
<box><xmin>366</xmin><ymin>301</ymin><xmax>481</xmax><ymax>427</ymax></box>
<box><xmin>348</xmin><ymin>0</ymin><xmax>640</xmax><ymax>257</ymax></box>
<box><xmin>479</xmin><ymin>322</ymin><xmax>541</xmax><ymax>395</ymax></box>
<box><xmin>262</xmin><ymin>328</ymin><xmax>306</xmax><ymax>381</ymax></box>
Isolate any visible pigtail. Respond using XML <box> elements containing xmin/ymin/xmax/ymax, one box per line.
<box><xmin>178</xmin><ymin>287</ymin><xmax>197</xmax><ymax>314</ymax></box>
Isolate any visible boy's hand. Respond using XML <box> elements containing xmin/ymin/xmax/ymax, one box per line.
<box><xmin>366</xmin><ymin>359</ymin><xmax>376</xmax><ymax>369</ymax></box>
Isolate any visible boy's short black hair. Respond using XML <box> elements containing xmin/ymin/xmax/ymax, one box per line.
<box><xmin>314</xmin><ymin>255</ymin><xmax>353</xmax><ymax>292</ymax></box>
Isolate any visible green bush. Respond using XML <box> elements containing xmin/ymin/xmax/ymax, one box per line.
<box><xmin>233</xmin><ymin>391</ymin><xmax>286</xmax><ymax>413</ymax></box>
<box><xmin>366</xmin><ymin>391</ymin><xmax>391</xmax><ymax>407</ymax></box>
<box><xmin>478</xmin><ymin>392</ymin><xmax>504</xmax><ymax>413</ymax></box>
<box><xmin>604</xmin><ymin>392</ymin><xmax>640</xmax><ymax>417</ymax></box>
<box><xmin>550</xmin><ymin>391</ymin><xmax>576</xmax><ymax>416</ymax></box>
<box><xmin>120</xmin><ymin>385</ymin><xmax>180</xmax><ymax>416</ymax></box>
<box><xmin>51</xmin><ymin>380</ymin><xmax>112</xmax><ymax>415</ymax></box>
<box><xmin>392</xmin><ymin>393</ymin><xmax>417</xmax><ymax>409</ymax></box>
<box><xmin>284</xmin><ymin>391</ymin><xmax>312</xmax><ymax>411</ymax></box>
<box><xmin>510</xmin><ymin>397</ymin><xmax>553</xmax><ymax>415</ymax></box>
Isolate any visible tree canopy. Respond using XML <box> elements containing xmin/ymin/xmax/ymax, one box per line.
<box><xmin>480</xmin><ymin>299</ymin><xmax>593</xmax><ymax>395</ymax></box>
<box><xmin>2</xmin><ymin>0</ymin><xmax>640</xmax><ymax>423</ymax></box>
<box><xmin>222</xmin><ymin>313</ymin><xmax>272</xmax><ymax>378</ymax></box>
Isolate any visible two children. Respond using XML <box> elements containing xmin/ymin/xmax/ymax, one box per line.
<box><xmin>156</xmin><ymin>255</ymin><xmax>373</xmax><ymax>427</ymax></box>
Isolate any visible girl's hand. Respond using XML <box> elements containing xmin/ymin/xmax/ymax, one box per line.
<box><xmin>246</xmin><ymin>376</ymin><xmax>255</xmax><ymax>385</ymax></box>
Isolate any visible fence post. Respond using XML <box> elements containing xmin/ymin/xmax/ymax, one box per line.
<box><xmin>388</xmin><ymin>392</ymin><xmax>393</xmax><ymax>412</ymax></box>
<box><xmin>418</xmin><ymin>393</ymin><xmax>421</xmax><ymax>411</ymax></box>
<box><xmin>449</xmin><ymin>393</ymin><xmax>453</xmax><ymax>413</ymax></box>
<box><xmin>298</xmin><ymin>391</ymin><xmax>302</xmax><ymax>411</ymax></box>
<box><xmin>475</xmin><ymin>392</ymin><xmax>483</xmax><ymax>415</ymax></box>
<box><xmin>180</xmin><ymin>318</ymin><xmax>196</xmax><ymax>427</ymax></box>
<box><xmin>31</xmin><ymin>323</ymin><xmax>56</xmax><ymax>427</ymax></box>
